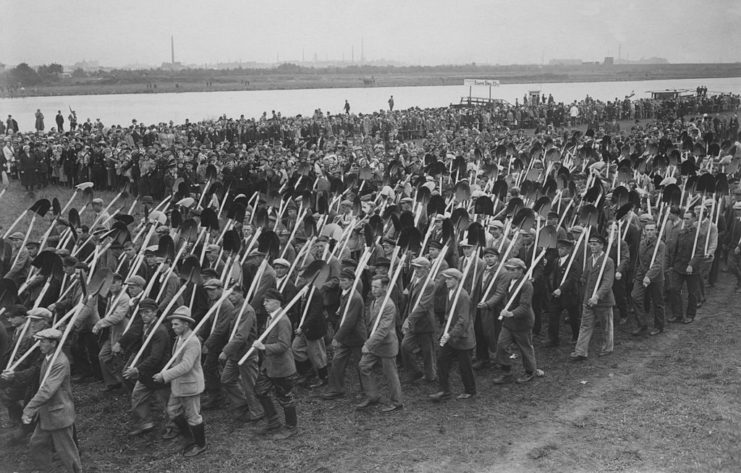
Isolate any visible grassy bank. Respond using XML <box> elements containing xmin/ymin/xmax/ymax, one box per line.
<box><xmin>4</xmin><ymin>63</ymin><xmax>741</xmax><ymax>98</ymax></box>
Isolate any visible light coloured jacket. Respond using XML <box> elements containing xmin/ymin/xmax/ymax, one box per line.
<box><xmin>23</xmin><ymin>352</ymin><xmax>76</xmax><ymax>430</ymax></box>
<box><xmin>162</xmin><ymin>330</ymin><xmax>204</xmax><ymax>397</ymax></box>
<box><xmin>96</xmin><ymin>290</ymin><xmax>130</xmax><ymax>345</ymax></box>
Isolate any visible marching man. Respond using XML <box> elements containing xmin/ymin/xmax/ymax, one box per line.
<box><xmin>22</xmin><ymin>328</ymin><xmax>83</xmax><ymax>473</ymax></box>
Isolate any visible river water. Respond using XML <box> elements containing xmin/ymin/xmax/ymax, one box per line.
<box><xmin>1</xmin><ymin>76</ymin><xmax>739</xmax><ymax>130</ymax></box>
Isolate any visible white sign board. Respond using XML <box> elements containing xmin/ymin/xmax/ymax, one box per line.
<box><xmin>463</xmin><ymin>79</ymin><xmax>500</xmax><ymax>87</ymax></box>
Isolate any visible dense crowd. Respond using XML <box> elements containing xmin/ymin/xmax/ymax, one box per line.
<box><xmin>0</xmin><ymin>89</ymin><xmax>740</xmax><ymax>472</ymax></box>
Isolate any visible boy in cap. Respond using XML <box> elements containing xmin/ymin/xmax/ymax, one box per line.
<box><xmin>93</xmin><ymin>273</ymin><xmax>131</xmax><ymax>392</ymax></box>
<box><xmin>22</xmin><ymin>328</ymin><xmax>82</xmax><ymax>472</ymax></box>
<box><xmin>120</xmin><ymin>298</ymin><xmax>172</xmax><ymax>437</ymax></box>
<box><xmin>199</xmin><ymin>278</ymin><xmax>237</xmax><ymax>410</ymax></box>
<box><xmin>401</xmin><ymin>257</ymin><xmax>438</xmax><ymax>383</ymax></box>
<box><xmin>253</xmin><ymin>288</ymin><xmax>298</xmax><ymax>440</ymax></box>
<box><xmin>492</xmin><ymin>258</ymin><xmax>539</xmax><ymax>384</ymax></box>
<box><xmin>49</xmin><ymin>258</ymin><xmax>101</xmax><ymax>383</ymax></box>
<box><xmin>544</xmin><ymin>239</ymin><xmax>582</xmax><ymax>347</ymax></box>
<box><xmin>1</xmin><ymin>307</ymin><xmax>52</xmax><ymax>443</ymax></box>
<box><xmin>570</xmin><ymin>234</ymin><xmax>615</xmax><ymax>361</ymax></box>
<box><xmin>430</xmin><ymin>268</ymin><xmax>475</xmax><ymax>401</ymax></box>
<box><xmin>219</xmin><ymin>287</ymin><xmax>265</xmax><ymax>424</ymax></box>
<box><xmin>357</xmin><ymin>275</ymin><xmax>403</xmax><ymax>412</ymax></box>
<box><xmin>474</xmin><ymin>247</ymin><xmax>507</xmax><ymax>369</ymax></box>
<box><xmin>293</xmin><ymin>267</ymin><xmax>329</xmax><ymax>388</ymax></box>
<box><xmin>322</xmin><ymin>268</ymin><xmax>367</xmax><ymax>400</ymax></box>
<box><xmin>154</xmin><ymin>307</ymin><xmax>207</xmax><ymax>457</ymax></box>
<box><xmin>273</xmin><ymin>258</ymin><xmax>299</xmax><ymax>327</ymax></box>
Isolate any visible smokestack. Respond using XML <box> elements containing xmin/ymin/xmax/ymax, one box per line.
<box><xmin>171</xmin><ymin>35</ymin><xmax>175</xmax><ymax>64</ymax></box>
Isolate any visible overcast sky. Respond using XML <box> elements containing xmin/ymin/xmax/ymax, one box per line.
<box><xmin>2</xmin><ymin>0</ymin><xmax>740</xmax><ymax>67</ymax></box>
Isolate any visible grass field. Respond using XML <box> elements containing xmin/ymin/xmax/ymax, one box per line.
<box><xmin>0</xmin><ymin>181</ymin><xmax>740</xmax><ymax>473</ymax></box>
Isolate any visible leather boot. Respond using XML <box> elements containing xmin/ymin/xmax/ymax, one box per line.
<box><xmin>163</xmin><ymin>415</ymin><xmax>192</xmax><ymax>442</ymax></box>
<box><xmin>183</xmin><ymin>423</ymin><xmax>207</xmax><ymax>457</ymax></box>
<box><xmin>6</xmin><ymin>403</ymin><xmax>22</xmax><ymax>427</ymax></box>
<box><xmin>201</xmin><ymin>391</ymin><xmax>224</xmax><ymax>410</ymax></box>
<box><xmin>272</xmin><ymin>406</ymin><xmax>297</xmax><ymax>440</ymax></box>
<box><xmin>254</xmin><ymin>396</ymin><xmax>281</xmax><ymax>435</ymax></box>
<box><xmin>309</xmin><ymin>366</ymin><xmax>328</xmax><ymax>388</ymax></box>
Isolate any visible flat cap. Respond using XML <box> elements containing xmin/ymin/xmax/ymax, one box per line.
<box><xmin>504</xmin><ymin>258</ymin><xmax>527</xmax><ymax>270</ymax></box>
<box><xmin>139</xmin><ymin>298</ymin><xmax>158</xmax><ymax>311</ymax></box>
<box><xmin>126</xmin><ymin>275</ymin><xmax>146</xmax><ymax>287</ymax></box>
<box><xmin>263</xmin><ymin>288</ymin><xmax>283</xmax><ymax>303</ymax></box>
<box><xmin>374</xmin><ymin>257</ymin><xmax>391</xmax><ymax>267</ymax></box>
<box><xmin>482</xmin><ymin>247</ymin><xmax>500</xmax><ymax>257</ymax></box>
<box><xmin>411</xmin><ymin>256</ymin><xmax>431</xmax><ymax>268</ymax></box>
<box><xmin>203</xmin><ymin>278</ymin><xmax>224</xmax><ymax>289</ymax></box>
<box><xmin>273</xmin><ymin>258</ymin><xmax>290</xmax><ymax>268</ymax></box>
<box><xmin>34</xmin><ymin>328</ymin><xmax>63</xmax><ymax>340</ymax></box>
<box><xmin>27</xmin><ymin>308</ymin><xmax>53</xmax><ymax>321</ymax></box>
<box><xmin>441</xmin><ymin>268</ymin><xmax>463</xmax><ymax>280</ymax></box>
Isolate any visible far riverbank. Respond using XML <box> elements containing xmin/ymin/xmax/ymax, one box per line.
<box><xmin>3</xmin><ymin>63</ymin><xmax>741</xmax><ymax>99</ymax></box>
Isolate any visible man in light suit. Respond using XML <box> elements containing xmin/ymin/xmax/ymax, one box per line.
<box><xmin>401</xmin><ymin>257</ymin><xmax>438</xmax><ymax>383</ymax></box>
<box><xmin>154</xmin><ymin>306</ymin><xmax>207</xmax><ymax>457</ymax></box>
<box><xmin>22</xmin><ymin>328</ymin><xmax>82</xmax><ymax>473</ymax></box>
<box><xmin>357</xmin><ymin>275</ymin><xmax>403</xmax><ymax>412</ymax></box>
<box><xmin>570</xmin><ymin>234</ymin><xmax>615</xmax><ymax>361</ymax></box>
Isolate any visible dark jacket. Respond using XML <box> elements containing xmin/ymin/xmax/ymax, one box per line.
<box><xmin>444</xmin><ymin>288</ymin><xmax>474</xmax><ymax>350</ymax></box>
<box><xmin>133</xmin><ymin>322</ymin><xmax>171</xmax><ymax>389</ymax></box>
<box><xmin>502</xmin><ymin>277</ymin><xmax>535</xmax><ymax>332</ymax></box>
<box><xmin>334</xmin><ymin>289</ymin><xmax>366</xmax><ymax>346</ymax></box>
<box><xmin>298</xmin><ymin>287</ymin><xmax>326</xmax><ymax>341</ymax></box>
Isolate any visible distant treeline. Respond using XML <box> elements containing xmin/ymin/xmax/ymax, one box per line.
<box><xmin>2</xmin><ymin>61</ymin><xmax>741</xmax><ymax>97</ymax></box>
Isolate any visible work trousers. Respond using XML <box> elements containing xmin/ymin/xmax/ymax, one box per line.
<box><xmin>220</xmin><ymin>356</ymin><xmax>263</xmax><ymax>418</ymax></box>
<box><xmin>166</xmin><ymin>394</ymin><xmax>203</xmax><ymax>426</ymax></box>
<box><xmin>474</xmin><ymin>308</ymin><xmax>501</xmax><ymax>361</ymax></box>
<box><xmin>255</xmin><ymin>372</ymin><xmax>296</xmax><ymax>427</ymax></box>
<box><xmin>326</xmin><ymin>344</ymin><xmax>362</xmax><ymax>395</ymax></box>
<box><xmin>546</xmin><ymin>296</ymin><xmax>580</xmax><ymax>344</ymax></box>
<box><xmin>496</xmin><ymin>326</ymin><xmax>537</xmax><ymax>373</ymax></box>
<box><xmin>98</xmin><ymin>339</ymin><xmax>121</xmax><ymax>387</ymax></box>
<box><xmin>71</xmin><ymin>329</ymin><xmax>101</xmax><ymax>379</ymax></box>
<box><xmin>358</xmin><ymin>352</ymin><xmax>402</xmax><ymax>405</ymax></box>
<box><xmin>666</xmin><ymin>271</ymin><xmax>699</xmax><ymax>320</ymax></box>
<box><xmin>401</xmin><ymin>331</ymin><xmax>436</xmax><ymax>381</ymax></box>
<box><xmin>131</xmin><ymin>381</ymin><xmax>170</xmax><ymax>425</ymax></box>
<box><xmin>613</xmin><ymin>276</ymin><xmax>630</xmax><ymax>320</ymax></box>
<box><xmin>437</xmin><ymin>345</ymin><xmax>475</xmax><ymax>395</ymax></box>
<box><xmin>29</xmin><ymin>424</ymin><xmax>82</xmax><ymax>473</ymax></box>
<box><xmin>728</xmin><ymin>253</ymin><xmax>741</xmax><ymax>288</ymax></box>
<box><xmin>573</xmin><ymin>304</ymin><xmax>613</xmax><ymax>357</ymax></box>
<box><xmin>292</xmin><ymin>334</ymin><xmax>328</xmax><ymax>370</ymax></box>
<box><xmin>632</xmin><ymin>278</ymin><xmax>665</xmax><ymax>330</ymax></box>
<box><xmin>203</xmin><ymin>349</ymin><xmax>221</xmax><ymax>397</ymax></box>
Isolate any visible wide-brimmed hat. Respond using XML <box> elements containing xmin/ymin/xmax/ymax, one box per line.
<box><xmin>166</xmin><ymin>306</ymin><xmax>195</xmax><ymax>324</ymax></box>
